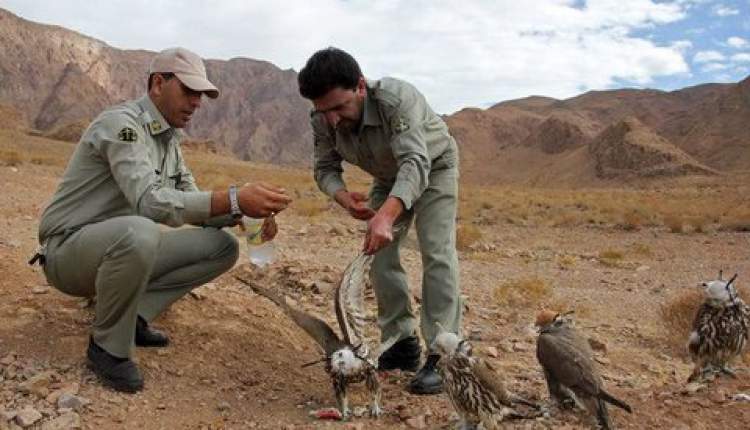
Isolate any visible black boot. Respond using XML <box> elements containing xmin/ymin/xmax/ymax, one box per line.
<box><xmin>135</xmin><ymin>316</ymin><xmax>169</xmax><ymax>347</ymax></box>
<box><xmin>87</xmin><ymin>337</ymin><xmax>144</xmax><ymax>393</ymax></box>
<box><xmin>407</xmin><ymin>354</ymin><xmax>442</xmax><ymax>395</ymax></box>
<box><xmin>377</xmin><ymin>336</ymin><xmax>421</xmax><ymax>372</ymax></box>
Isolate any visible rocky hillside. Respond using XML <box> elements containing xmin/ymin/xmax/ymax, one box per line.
<box><xmin>0</xmin><ymin>8</ymin><xmax>312</xmax><ymax>165</ymax></box>
<box><xmin>447</xmin><ymin>76</ymin><xmax>749</xmax><ymax>185</ymax></box>
<box><xmin>1</xmin><ymin>7</ymin><xmax>748</xmax><ymax>186</ymax></box>
<box><xmin>589</xmin><ymin>118</ymin><xmax>716</xmax><ymax>179</ymax></box>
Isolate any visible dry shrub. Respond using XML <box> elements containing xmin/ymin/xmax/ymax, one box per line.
<box><xmin>664</xmin><ymin>214</ymin><xmax>685</xmax><ymax>233</ymax></box>
<box><xmin>550</xmin><ymin>211</ymin><xmax>580</xmax><ymax>228</ymax></box>
<box><xmin>293</xmin><ymin>197</ymin><xmax>328</xmax><ymax>217</ymax></box>
<box><xmin>467</xmin><ymin>250</ymin><xmax>506</xmax><ymax>263</ymax></box>
<box><xmin>718</xmin><ymin>213</ymin><xmax>750</xmax><ymax>232</ymax></box>
<box><xmin>456</xmin><ymin>223</ymin><xmax>482</xmax><ymax>251</ymax></box>
<box><xmin>658</xmin><ymin>289</ymin><xmax>702</xmax><ymax>356</ymax></box>
<box><xmin>29</xmin><ymin>155</ymin><xmax>58</xmax><ymax>166</ymax></box>
<box><xmin>660</xmin><ymin>289</ymin><xmax>701</xmax><ymax>338</ymax></box>
<box><xmin>557</xmin><ymin>254</ymin><xmax>577</xmax><ymax>270</ymax></box>
<box><xmin>0</xmin><ymin>149</ymin><xmax>22</xmax><ymax>166</ymax></box>
<box><xmin>619</xmin><ymin>209</ymin><xmax>644</xmax><ymax>231</ymax></box>
<box><xmin>543</xmin><ymin>297</ymin><xmax>591</xmax><ymax>319</ymax></box>
<box><xmin>628</xmin><ymin>243</ymin><xmax>653</xmax><ymax>258</ymax></box>
<box><xmin>598</xmin><ymin>249</ymin><xmax>624</xmax><ymax>267</ymax></box>
<box><xmin>685</xmin><ymin>215</ymin><xmax>710</xmax><ymax>233</ymax></box>
<box><xmin>493</xmin><ymin>277</ymin><xmax>551</xmax><ymax>308</ymax></box>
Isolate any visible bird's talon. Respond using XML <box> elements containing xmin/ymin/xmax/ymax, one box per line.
<box><xmin>370</xmin><ymin>404</ymin><xmax>382</xmax><ymax>417</ymax></box>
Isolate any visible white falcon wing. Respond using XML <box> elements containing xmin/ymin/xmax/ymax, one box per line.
<box><xmin>335</xmin><ymin>252</ymin><xmax>373</xmax><ymax>355</ymax></box>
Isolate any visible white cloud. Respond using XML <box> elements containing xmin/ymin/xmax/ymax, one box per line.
<box><xmin>731</xmin><ymin>53</ymin><xmax>750</xmax><ymax>63</ymax></box>
<box><xmin>0</xmin><ymin>0</ymin><xmax>691</xmax><ymax>113</ymax></box>
<box><xmin>712</xmin><ymin>73</ymin><xmax>734</xmax><ymax>82</ymax></box>
<box><xmin>671</xmin><ymin>40</ymin><xmax>694</xmax><ymax>52</ymax></box>
<box><xmin>713</xmin><ymin>4</ymin><xmax>740</xmax><ymax>16</ymax></box>
<box><xmin>701</xmin><ymin>62</ymin><xmax>729</xmax><ymax>72</ymax></box>
<box><xmin>728</xmin><ymin>37</ymin><xmax>749</xmax><ymax>49</ymax></box>
<box><xmin>694</xmin><ymin>50</ymin><xmax>727</xmax><ymax>63</ymax></box>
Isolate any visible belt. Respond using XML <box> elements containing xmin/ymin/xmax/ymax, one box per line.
<box><xmin>28</xmin><ymin>225</ymin><xmax>83</xmax><ymax>266</ymax></box>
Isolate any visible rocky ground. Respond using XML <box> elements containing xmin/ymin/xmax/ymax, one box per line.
<box><xmin>2</xmin><ymin>152</ymin><xmax>750</xmax><ymax>430</ymax></box>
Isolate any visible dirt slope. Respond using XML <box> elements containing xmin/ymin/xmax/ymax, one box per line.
<box><xmin>2</xmin><ymin>132</ymin><xmax>750</xmax><ymax>429</ymax></box>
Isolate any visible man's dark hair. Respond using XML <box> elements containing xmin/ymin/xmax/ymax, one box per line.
<box><xmin>298</xmin><ymin>47</ymin><xmax>362</xmax><ymax>100</ymax></box>
<box><xmin>147</xmin><ymin>72</ymin><xmax>175</xmax><ymax>91</ymax></box>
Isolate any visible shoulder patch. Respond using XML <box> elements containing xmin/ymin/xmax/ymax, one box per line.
<box><xmin>148</xmin><ymin>120</ymin><xmax>162</xmax><ymax>134</ymax></box>
<box><xmin>117</xmin><ymin>127</ymin><xmax>137</xmax><ymax>142</ymax></box>
<box><xmin>391</xmin><ymin>115</ymin><xmax>410</xmax><ymax>133</ymax></box>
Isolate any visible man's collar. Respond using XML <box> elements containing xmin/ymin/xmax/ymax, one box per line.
<box><xmin>137</xmin><ymin>95</ymin><xmax>171</xmax><ymax>136</ymax></box>
<box><xmin>358</xmin><ymin>82</ymin><xmax>381</xmax><ymax>133</ymax></box>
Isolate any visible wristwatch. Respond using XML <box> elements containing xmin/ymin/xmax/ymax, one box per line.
<box><xmin>228</xmin><ymin>185</ymin><xmax>242</xmax><ymax>219</ymax></box>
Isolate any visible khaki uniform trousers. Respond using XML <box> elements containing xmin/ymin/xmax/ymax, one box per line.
<box><xmin>43</xmin><ymin>216</ymin><xmax>239</xmax><ymax>358</ymax></box>
<box><xmin>369</xmin><ymin>167</ymin><xmax>461</xmax><ymax>350</ymax></box>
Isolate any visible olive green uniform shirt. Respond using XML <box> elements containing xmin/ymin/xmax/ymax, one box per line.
<box><xmin>312</xmin><ymin>77</ymin><xmax>458</xmax><ymax>209</ymax></box>
<box><xmin>39</xmin><ymin>95</ymin><xmax>213</xmax><ymax>242</ymax></box>
<box><xmin>311</xmin><ymin>77</ymin><xmax>461</xmax><ymax>346</ymax></box>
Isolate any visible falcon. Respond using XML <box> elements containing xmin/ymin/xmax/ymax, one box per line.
<box><xmin>535</xmin><ymin>310</ymin><xmax>632</xmax><ymax>430</ymax></box>
<box><xmin>688</xmin><ymin>272</ymin><xmax>749</xmax><ymax>382</ymax></box>
<box><xmin>236</xmin><ymin>253</ymin><xmax>398</xmax><ymax>419</ymax></box>
<box><xmin>431</xmin><ymin>323</ymin><xmax>540</xmax><ymax>430</ymax></box>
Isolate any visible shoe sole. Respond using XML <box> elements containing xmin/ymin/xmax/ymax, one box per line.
<box><xmin>407</xmin><ymin>384</ymin><xmax>443</xmax><ymax>395</ymax></box>
<box><xmin>86</xmin><ymin>360</ymin><xmax>144</xmax><ymax>393</ymax></box>
<box><xmin>377</xmin><ymin>363</ymin><xmax>420</xmax><ymax>372</ymax></box>
<box><xmin>135</xmin><ymin>340</ymin><xmax>169</xmax><ymax>348</ymax></box>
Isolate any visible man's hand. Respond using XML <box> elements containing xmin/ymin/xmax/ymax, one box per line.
<box><xmin>363</xmin><ymin>212</ymin><xmax>394</xmax><ymax>255</ymax></box>
<box><xmin>238</xmin><ymin>183</ymin><xmax>292</xmax><ymax>217</ymax></box>
<box><xmin>362</xmin><ymin>196</ymin><xmax>405</xmax><ymax>255</ymax></box>
<box><xmin>334</xmin><ymin>190</ymin><xmax>375</xmax><ymax>220</ymax></box>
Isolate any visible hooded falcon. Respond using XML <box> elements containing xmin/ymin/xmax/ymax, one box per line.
<box><xmin>688</xmin><ymin>272</ymin><xmax>749</xmax><ymax>382</ymax></box>
<box><xmin>431</xmin><ymin>323</ymin><xmax>541</xmax><ymax>430</ymax></box>
<box><xmin>535</xmin><ymin>310</ymin><xmax>632</xmax><ymax>430</ymax></box>
<box><xmin>236</xmin><ymin>253</ymin><xmax>398</xmax><ymax>420</ymax></box>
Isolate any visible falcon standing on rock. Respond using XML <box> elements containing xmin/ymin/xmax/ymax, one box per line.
<box><xmin>236</xmin><ymin>253</ymin><xmax>399</xmax><ymax>420</ymax></box>
<box><xmin>431</xmin><ymin>323</ymin><xmax>541</xmax><ymax>430</ymax></box>
<box><xmin>535</xmin><ymin>310</ymin><xmax>632</xmax><ymax>430</ymax></box>
<box><xmin>688</xmin><ymin>272</ymin><xmax>750</xmax><ymax>382</ymax></box>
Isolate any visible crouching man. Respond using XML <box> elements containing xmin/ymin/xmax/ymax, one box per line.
<box><xmin>33</xmin><ymin>47</ymin><xmax>292</xmax><ymax>393</ymax></box>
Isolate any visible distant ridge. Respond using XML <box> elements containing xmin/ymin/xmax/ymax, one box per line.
<box><xmin>446</xmin><ymin>75</ymin><xmax>749</xmax><ymax>185</ymax></box>
<box><xmin>1</xmin><ymin>7</ymin><xmax>748</xmax><ymax>186</ymax></box>
<box><xmin>0</xmin><ymin>7</ymin><xmax>312</xmax><ymax>165</ymax></box>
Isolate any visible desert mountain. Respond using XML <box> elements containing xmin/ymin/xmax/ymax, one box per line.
<box><xmin>1</xmin><ymin>7</ymin><xmax>748</xmax><ymax>186</ymax></box>
<box><xmin>0</xmin><ymin>8</ymin><xmax>312</xmax><ymax>165</ymax></box>
<box><xmin>447</xmin><ymin>76</ymin><xmax>749</xmax><ymax>185</ymax></box>
<box><xmin>589</xmin><ymin>118</ymin><xmax>716</xmax><ymax>179</ymax></box>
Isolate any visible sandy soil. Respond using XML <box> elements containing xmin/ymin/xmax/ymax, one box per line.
<box><xmin>2</xmin><ymin>157</ymin><xmax>750</xmax><ymax>430</ymax></box>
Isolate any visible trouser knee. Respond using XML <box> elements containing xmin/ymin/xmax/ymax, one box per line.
<box><xmin>118</xmin><ymin>217</ymin><xmax>161</xmax><ymax>266</ymax></box>
<box><xmin>208</xmin><ymin>228</ymin><xmax>239</xmax><ymax>270</ymax></box>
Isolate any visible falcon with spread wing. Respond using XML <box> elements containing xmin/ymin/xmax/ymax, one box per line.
<box><xmin>237</xmin><ymin>253</ymin><xmax>398</xmax><ymax>419</ymax></box>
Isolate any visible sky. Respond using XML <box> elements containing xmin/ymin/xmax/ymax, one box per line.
<box><xmin>1</xmin><ymin>0</ymin><xmax>748</xmax><ymax>113</ymax></box>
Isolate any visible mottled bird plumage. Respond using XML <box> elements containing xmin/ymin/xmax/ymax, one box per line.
<box><xmin>236</xmin><ymin>252</ymin><xmax>387</xmax><ymax>419</ymax></box>
<box><xmin>536</xmin><ymin>312</ymin><xmax>632</xmax><ymax>430</ymax></box>
<box><xmin>688</xmin><ymin>273</ymin><xmax>750</xmax><ymax>382</ymax></box>
<box><xmin>432</xmin><ymin>326</ymin><xmax>540</xmax><ymax>430</ymax></box>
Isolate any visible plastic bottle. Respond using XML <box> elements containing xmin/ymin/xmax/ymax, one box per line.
<box><xmin>239</xmin><ymin>216</ymin><xmax>276</xmax><ymax>267</ymax></box>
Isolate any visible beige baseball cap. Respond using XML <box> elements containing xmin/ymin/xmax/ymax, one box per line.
<box><xmin>149</xmin><ymin>47</ymin><xmax>219</xmax><ymax>99</ymax></box>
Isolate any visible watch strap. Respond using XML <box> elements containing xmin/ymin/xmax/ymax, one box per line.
<box><xmin>228</xmin><ymin>185</ymin><xmax>242</xmax><ymax>218</ymax></box>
